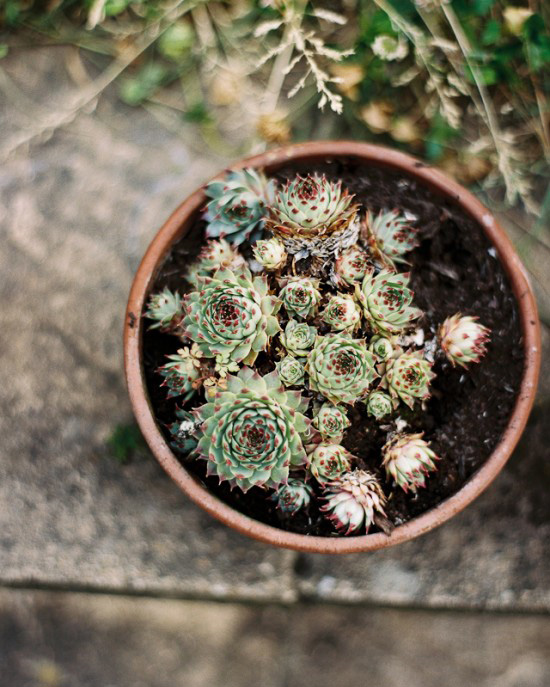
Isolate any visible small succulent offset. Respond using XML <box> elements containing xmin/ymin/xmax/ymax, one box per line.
<box><xmin>312</xmin><ymin>403</ymin><xmax>350</xmax><ymax>441</ymax></box>
<box><xmin>272</xmin><ymin>478</ymin><xmax>313</xmax><ymax>515</ymax></box>
<box><xmin>322</xmin><ymin>470</ymin><xmax>387</xmax><ymax>534</ymax></box>
<box><xmin>275</xmin><ymin>355</ymin><xmax>306</xmax><ymax>387</ymax></box>
<box><xmin>182</xmin><ymin>265</ymin><xmax>280</xmax><ymax>365</ymax></box>
<box><xmin>356</xmin><ymin>270</ymin><xmax>422</xmax><ymax>334</ymax></box>
<box><xmin>280</xmin><ymin>319</ymin><xmax>317</xmax><ymax>357</ymax></box>
<box><xmin>385</xmin><ymin>351</ymin><xmax>435</xmax><ymax>408</ymax></box>
<box><xmin>307</xmin><ymin>334</ymin><xmax>377</xmax><ymax>405</ymax></box>
<box><xmin>382</xmin><ymin>433</ymin><xmax>439</xmax><ymax>492</ymax></box>
<box><xmin>279</xmin><ymin>277</ymin><xmax>321</xmax><ymax>319</ymax></box>
<box><xmin>321</xmin><ymin>294</ymin><xmax>361</xmax><ymax>332</ymax></box>
<box><xmin>204</xmin><ymin>168</ymin><xmax>274</xmax><ymax>246</ymax></box>
<box><xmin>265</xmin><ymin>174</ymin><xmax>359</xmax><ymax>258</ymax></box>
<box><xmin>148</xmin><ymin>166</ymin><xmax>493</xmax><ymax>538</ymax></box>
<box><xmin>309</xmin><ymin>443</ymin><xmax>354</xmax><ymax>484</ymax></box>
<box><xmin>193</xmin><ymin>368</ymin><xmax>310</xmax><ymax>492</ymax></box>
<box><xmin>145</xmin><ymin>287</ymin><xmax>184</xmax><ymax>332</ymax></box>
<box><xmin>253</xmin><ymin>237</ymin><xmax>287</xmax><ymax>270</ymax></box>
<box><xmin>439</xmin><ymin>314</ymin><xmax>491</xmax><ymax>368</ymax></box>
<box><xmin>365</xmin><ymin>209</ymin><xmax>419</xmax><ymax>267</ymax></box>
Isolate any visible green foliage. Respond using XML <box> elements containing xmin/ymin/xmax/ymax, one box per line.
<box><xmin>107</xmin><ymin>423</ymin><xmax>146</xmax><ymax>464</ymax></box>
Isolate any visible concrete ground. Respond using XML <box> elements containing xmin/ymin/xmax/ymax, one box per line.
<box><xmin>0</xmin><ymin>46</ymin><xmax>549</xmax><ymax>686</ymax></box>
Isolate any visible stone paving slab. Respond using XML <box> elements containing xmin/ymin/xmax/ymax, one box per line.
<box><xmin>1</xmin><ymin>46</ymin><xmax>549</xmax><ymax>610</ymax></box>
<box><xmin>1</xmin><ymin>589</ymin><xmax>550</xmax><ymax>687</ymax></box>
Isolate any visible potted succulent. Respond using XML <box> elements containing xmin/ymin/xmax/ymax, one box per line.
<box><xmin>124</xmin><ymin>141</ymin><xmax>540</xmax><ymax>553</ymax></box>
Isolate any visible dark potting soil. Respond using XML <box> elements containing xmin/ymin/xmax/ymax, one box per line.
<box><xmin>142</xmin><ymin>157</ymin><xmax>524</xmax><ymax>537</ymax></box>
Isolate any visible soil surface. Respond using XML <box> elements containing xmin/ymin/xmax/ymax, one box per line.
<box><xmin>143</xmin><ymin>157</ymin><xmax>524</xmax><ymax>537</ymax></box>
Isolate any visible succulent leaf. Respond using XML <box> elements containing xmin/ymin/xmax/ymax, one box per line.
<box><xmin>280</xmin><ymin>318</ymin><xmax>317</xmax><ymax>357</ymax></box>
<box><xmin>186</xmin><ymin>239</ymin><xmax>245</xmax><ymax>287</ymax></box>
<box><xmin>321</xmin><ymin>294</ymin><xmax>361</xmax><ymax>332</ymax></box>
<box><xmin>312</xmin><ymin>403</ymin><xmax>350</xmax><ymax>441</ymax></box>
<box><xmin>272</xmin><ymin>478</ymin><xmax>313</xmax><ymax>515</ymax></box>
<box><xmin>365</xmin><ymin>209</ymin><xmax>419</xmax><ymax>267</ymax></box>
<box><xmin>279</xmin><ymin>277</ymin><xmax>321</xmax><ymax>319</ymax></box>
<box><xmin>382</xmin><ymin>433</ymin><xmax>439</xmax><ymax>492</ymax></box>
<box><xmin>204</xmin><ymin>168</ymin><xmax>275</xmax><ymax>246</ymax></box>
<box><xmin>275</xmin><ymin>355</ymin><xmax>306</xmax><ymax>386</ymax></box>
<box><xmin>193</xmin><ymin>367</ymin><xmax>310</xmax><ymax>492</ymax></box>
<box><xmin>182</xmin><ymin>265</ymin><xmax>281</xmax><ymax>365</ymax></box>
<box><xmin>439</xmin><ymin>313</ymin><xmax>491</xmax><ymax>368</ymax></box>
<box><xmin>158</xmin><ymin>346</ymin><xmax>202</xmax><ymax>400</ymax></box>
<box><xmin>322</xmin><ymin>470</ymin><xmax>387</xmax><ymax>534</ymax></box>
<box><xmin>368</xmin><ymin>335</ymin><xmax>395</xmax><ymax>361</ymax></box>
<box><xmin>356</xmin><ymin>270</ymin><xmax>422</xmax><ymax>334</ymax></box>
<box><xmin>366</xmin><ymin>390</ymin><xmax>393</xmax><ymax>419</ymax></box>
<box><xmin>309</xmin><ymin>443</ymin><xmax>354</xmax><ymax>484</ymax></box>
<box><xmin>307</xmin><ymin>333</ymin><xmax>378</xmax><ymax>405</ymax></box>
<box><xmin>385</xmin><ymin>351</ymin><xmax>435</xmax><ymax>408</ymax></box>
<box><xmin>265</xmin><ymin>174</ymin><xmax>360</xmax><ymax>257</ymax></box>
<box><xmin>334</xmin><ymin>245</ymin><xmax>373</xmax><ymax>285</ymax></box>
<box><xmin>253</xmin><ymin>237</ymin><xmax>287</xmax><ymax>270</ymax></box>
<box><xmin>144</xmin><ymin>287</ymin><xmax>184</xmax><ymax>332</ymax></box>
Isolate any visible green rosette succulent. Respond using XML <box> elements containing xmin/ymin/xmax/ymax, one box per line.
<box><xmin>145</xmin><ymin>287</ymin><xmax>184</xmax><ymax>332</ymax></box>
<box><xmin>321</xmin><ymin>294</ymin><xmax>361</xmax><ymax>332</ymax></box>
<box><xmin>193</xmin><ymin>367</ymin><xmax>310</xmax><ymax>492</ymax></box>
<box><xmin>382</xmin><ymin>433</ymin><xmax>439</xmax><ymax>493</ymax></box>
<box><xmin>253</xmin><ymin>237</ymin><xmax>287</xmax><ymax>271</ymax></box>
<box><xmin>307</xmin><ymin>334</ymin><xmax>378</xmax><ymax>405</ymax></box>
<box><xmin>265</xmin><ymin>174</ymin><xmax>359</xmax><ymax>258</ymax></box>
<box><xmin>356</xmin><ymin>270</ymin><xmax>422</xmax><ymax>334</ymax></box>
<box><xmin>322</xmin><ymin>470</ymin><xmax>387</xmax><ymax>534</ymax></box>
<box><xmin>334</xmin><ymin>245</ymin><xmax>372</xmax><ymax>286</ymax></box>
<box><xmin>366</xmin><ymin>390</ymin><xmax>393</xmax><ymax>419</ymax></box>
<box><xmin>275</xmin><ymin>355</ymin><xmax>306</xmax><ymax>387</ymax></box>
<box><xmin>385</xmin><ymin>351</ymin><xmax>435</xmax><ymax>408</ymax></box>
<box><xmin>279</xmin><ymin>277</ymin><xmax>321</xmax><ymax>320</ymax></box>
<box><xmin>439</xmin><ymin>313</ymin><xmax>491</xmax><ymax>368</ymax></box>
<box><xmin>272</xmin><ymin>478</ymin><xmax>313</xmax><ymax>514</ymax></box>
<box><xmin>204</xmin><ymin>168</ymin><xmax>274</xmax><ymax>246</ymax></box>
<box><xmin>280</xmin><ymin>318</ymin><xmax>317</xmax><ymax>357</ymax></box>
<box><xmin>309</xmin><ymin>443</ymin><xmax>354</xmax><ymax>484</ymax></box>
<box><xmin>365</xmin><ymin>209</ymin><xmax>419</xmax><ymax>267</ymax></box>
<box><xmin>186</xmin><ymin>239</ymin><xmax>245</xmax><ymax>287</ymax></box>
<box><xmin>312</xmin><ymin>403</ymin><xmax>350</xmax><ymax>441</ymax></box>
<box><xmin>368</xmin><ymin>335</ymin><xmax>395</xmax><ymax>361</ymax></box>
<box><xmin>158</xmin><ymin>347</ymin><xmax>202</xmax><ymax>400</ymax></box>
<box><xmin>183</xmin><ymin>265</ymin><xmax>281</xmax><ymax>365</ymax></box>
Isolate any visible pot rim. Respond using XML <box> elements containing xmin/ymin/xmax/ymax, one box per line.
<box><xmin>124</xmin><ymin>141</ymin><xmax>541</xmax><ymax>554</ymax></box>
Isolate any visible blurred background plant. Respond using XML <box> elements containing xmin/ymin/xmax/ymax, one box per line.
<box><xmin>1</xmin><ymin>0</ymin><xmax>549</xmax><ymax>218</ymax></box>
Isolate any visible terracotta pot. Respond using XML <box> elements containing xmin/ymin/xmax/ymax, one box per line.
<box><xmin>124</xmin><ymin>141</ymin><xmax>540</xmax><ymax>554</ymax></box>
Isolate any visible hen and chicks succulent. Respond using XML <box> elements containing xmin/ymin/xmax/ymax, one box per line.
<box><xmin>146</xmin><ymin>166</ymin><xmax>491</xmax><ymax>537</ymax></box>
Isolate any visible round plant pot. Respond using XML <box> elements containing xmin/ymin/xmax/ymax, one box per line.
<box><xmin>124</xmin><ymin>141</ymin><xmax>540</xmax><ymax>554</ymax></box>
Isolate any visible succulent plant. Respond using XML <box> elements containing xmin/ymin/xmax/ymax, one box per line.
<box><xmin>168</xmin><ymin>407</ymin><xmax>200</xmax><ymax>454</ymax></box>
<box><xmin>322</xmin><ymin>470</ymin><xmax>387</xmax><ymax>534</ymax></box>
<box><xmin>186</xmin><ymin>238</ymin><xmax>245</xmax><ymax>287</ymax></box>
<box><xmin>182</xmin><ymin>265</ymin><xmax>281</xmax><ymax>365</ymax></box>
<box><xmin>356</xmin><ymin>270</ymin><xmax>422</xmax><ymax>334</ymax></box>
<box><xmin>385</xmin><ymin>351</ymin><xmax>435</xmax><ymax>408</ymax></box>
<box><xmin>265</xmin><ymin>174</ymin><xmax>360</xmax><ymax>258</ymax></box>
<box><xmin>275</xmin><ymin>355</ymin><xmax>306</xmax><ymax>387</ymax></box>
<box><xmin>321</xmin><ymin>294</ymin><xmax>361</xmax><ymax>332</ymax></box>
<box><xmin>253</xmin><ymin>237</ymin><xmax>287</xmax><ymax>270</ymax></box>
<box><xmin>145</xmin><ymin>287</ymin><xmax>184</xmax><ymax>332</ymax></box>
<box><xmin>368</xmin><ymin>335</ymin><xmax>395</xmax><ymax>361</ymax></box>
<box><xmin>382</xmin><ymin>433</ymin><xmax>439</xmax><ymax>492</ymax></box>
<box><xmin>334</xmin><ymin>245</ymin><xmax>372</xmax><ymax>286</ymax></box>
<box><xmin>272</xmin><ymin>478</ymin><xmax>313</xmax><ymax>515</ymax></box>
<box><xmin>193</xmin><ymin>367</ymin><xmax>310</xmax><ymax>492</ymax></box>
<box><xmin>307</xmin><ymin>333</ymin><xmax>378</xmax><ymax>405</ymax></box>
<box><xmin>439</xmin><ymin>314</ymin><xmax>491</xmax><ymax>368</ymax></box>
<box><xmin>309</xmin><ymin>443</ymin><xmax>354</xmax><ymax>484</ymax></box>
<box><xmin>366</xmin><ymin>390</ymin><xmax>393</xmax><ymax>419</ymax></box>
<box><xmin>312</xmin><ymin>403</ymin><xmax>350</xmax><ymax>441</ymax></box>
<box><xmin>280</xmin><ymin>318</ymin><xmax>317</xmax><ymax>357</ymax></box>
<box><xmin>365</xmin><ymin>209</ymin><xmax>419</xmax><ymax>267</ymax></box>
<box><xmin>158</xmin><ymin>346</ymin><xmax>202</xmax><ymax>400</ymax></box>
<box><xmin>204</xmin><ymin>167</ymin><xmax>274</xmax><ymax>246</ymax></box>
<box><xmin>279</xmin><ymin>277</ymin><xmax>321</xmax><ymax>319</ymax></box>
